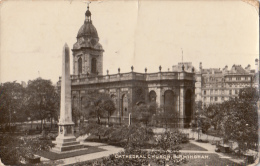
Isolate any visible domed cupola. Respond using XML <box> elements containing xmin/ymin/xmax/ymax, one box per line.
<box><xmin>76</xmin><ymin>22</ymin><xmax>99</xmax><ymax>39</ymax></box>
<box><xmin>73</xmin><ymin>5</ymin><xmax>103</xmax><ymax>51</ymax></box>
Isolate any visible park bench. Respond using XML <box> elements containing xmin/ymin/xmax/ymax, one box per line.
<box><xmin>217</xmin><ymin>144</ymin><xmax>231</xmax><ymax>153</ymax></box>
<box><xmin>215</xmin><ymin>140</ymin><xmax>231</xmax><ymax>153</ymax></box>
<box><xmin>244</xmin><ymin>154</ymin><xmax>254</xmax><ymax>164</ymax></box>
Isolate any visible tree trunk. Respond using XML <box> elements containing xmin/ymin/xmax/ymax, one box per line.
<box><xmin>166</xmin><ymin>119</ymin><xmax>168</xmax><ymax>131</ymax></box>
<box><xmin>41</xmin><ymin>119</ymin><xmax>43</xmax><ymax>131</ymax></box>
<box><xmin>108</xmin><ymin>111</ymin><xmax>110</xmax><ymax>127</ymax></box>
<box><xmin>51</xmin><ymin>117</ymin><xmax>52</xmax><ymax>129</ymax></box>
<box><xmin>98</xmin><ymin>116</ymin><xmax>100</xmax><ymax>125</ymax></box>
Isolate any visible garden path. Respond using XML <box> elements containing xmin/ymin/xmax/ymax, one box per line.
<box><xmin>38</xmin><ymin>141</ymin><xmax>123</xmax><ymax>166</ymax></box>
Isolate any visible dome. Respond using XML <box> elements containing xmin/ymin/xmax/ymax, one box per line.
<box><xmin>77</xmin><ymin>21</ymin><xmax>99</xmax><ymax>39</ymax></box>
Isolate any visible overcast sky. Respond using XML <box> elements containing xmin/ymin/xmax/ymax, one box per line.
<box><xmin>0</xmin><ymin>0</ymin><xmax>259</xmax><ymax>84</ymax></box>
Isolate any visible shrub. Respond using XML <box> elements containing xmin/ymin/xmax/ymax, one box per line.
<box><xmin>0</xmin><ymin>135</ymin><xmax>53</xmax><ymax>165</ymax></box>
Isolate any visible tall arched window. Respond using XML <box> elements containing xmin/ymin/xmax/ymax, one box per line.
<box><xmin>78</xmin><ymin>57</ymin><xmax>82</xmax><ymax>74</ymax></box>
<box><xmin>91</xmin><ymin>58</ymin><xmax>97</xmax><ymax>74</ymax></box>
<box><xmin>122</xmin><ymin>94</ymin><xmax>128</xmax><ymax>117</ymax></box>
<box><xmin>149</xmin><ymin>90</ymin><xmax>157</xmax><ymax>103</ymax></box>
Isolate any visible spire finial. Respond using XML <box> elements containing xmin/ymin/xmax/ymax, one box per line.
<box><xmin>84</xmin><ymin>1</ymin><xmax>92</xmax><ymax>22</ymax></box>
<box><xmin>87</xmin><ymin>1</ymin><xmax>90</xmax><ymax>9</ymax></box>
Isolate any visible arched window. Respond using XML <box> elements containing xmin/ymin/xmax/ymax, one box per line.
<box><xmin>149</xmin><ymin>91</ymin><xmax>157</xmax><ymax>103</ymax></box>
<box><xmin>91</xmin><ymin>58</ymin><xmax>97</xmax><ymax>74</ymax></box>
<box><xmin>121</xmin><ymin>94</ymin><xmax>128</xmax><ymax>117</ymax></box>
<box><xmin>78</xmin><ymin>57</ymin><xmax>82</xmax><ymax>74</ymax></box>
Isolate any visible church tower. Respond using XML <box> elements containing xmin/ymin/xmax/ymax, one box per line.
<box><xmin>72</xmin><ymin>5</ymin><xmax>104</xmax><ymax>76</ymax></box>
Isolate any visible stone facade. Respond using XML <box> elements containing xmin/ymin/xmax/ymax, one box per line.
<box><xmin>58</xmin><ymin>71</ymin><xmax>196</xmax><ymax>127</ymax></box>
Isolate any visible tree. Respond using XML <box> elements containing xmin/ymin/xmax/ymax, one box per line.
<box><xmin>102</xmin><ymin>99</ymin><xmax>116</xmax><ymax>125</ymax></box>
<box><xmin>223</xmin><ymin>88</ymin><xmax>259</xmax><ymax>153</ymax></box>
<box><xmin>78</xmin><ymin>91</ymin><xmax>116</xmax><ymax>139</ymax></box>
<box><xmin>205</xmin><ymin>87</ymin><xmax>259</xmax><ymax>153</ymax></box>
<box><xmin>0</xmin><ymin>82</ymin><xmax>26</xmax><ymax>131</ymax></box>
<box><xmin>0</xmin><ymin>134</ymin><xmax>53</xmax><ymax>165</ymax></box>
<box><xmin>82</xmin><ymin>91</ymin><xmax>116</xmax><ymax>125</ymax></box>
<box><xmin>155</xmin><ymin>130</ymin><xmax>182</xmax><ymax>153</ymax></box>
<box><xmin>200</xmin><ymin>117</ymin><xmax>211</xmax><ymax>134</ymax></box>
<box><xmin>26</xmin><ymin>78</ymin><xmax>59</xmax><ymax>130</ymax></box>
<box><xmin>132</xmin><ymin>102</ymin><xmax>157</xmax><ymax>126</ymax></box>
<box><xmin>154</xmin><ymin>104</ymin><xmax>179</xmax><ymax>129</ymax></box>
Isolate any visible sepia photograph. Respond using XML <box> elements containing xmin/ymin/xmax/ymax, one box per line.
<box><xmin>0</xmin><ymin>0</ymin><xmax>259</xmax><ymax>165</ymax></box>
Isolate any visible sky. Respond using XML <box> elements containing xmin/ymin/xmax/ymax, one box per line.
<box><xmin>0</xmin><ymin>0</ymin><xmax>259</xmax><ymax>84</ymax></box>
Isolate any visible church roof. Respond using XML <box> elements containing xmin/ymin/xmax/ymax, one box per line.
<box><xmin>77</xmin><ymin>21</ymin><xmax>99</xmax><ymax>39</ymax></box>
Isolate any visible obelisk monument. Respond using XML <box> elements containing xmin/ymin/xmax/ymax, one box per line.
<box><xmin>53</xmin><ymin>43</ymin><xmax>83</xmax><ymax>152</ymax></box>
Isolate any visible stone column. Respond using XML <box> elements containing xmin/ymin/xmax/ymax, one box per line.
<box><xmin>59</xmin><ymin>43</ymin><xmax>74</xmax><ymax>125</ymax></box>
<box><xmin>53</xmin><ymin>43</ymin><xmax>83</xmax><ymax>152</ymax></box>
<box><xmin>179</xmin><ymin>86</ymin><xmax>185</xmax><ymax>128</ymax></box>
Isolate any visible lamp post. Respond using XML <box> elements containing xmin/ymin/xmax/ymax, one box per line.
<box><xmin>27</xmin><ymin>117</ymin><xmax>32</xmax><ymax>129</ymax></box>
<box><xmin>128</xmin><ymin>113</ymin><xmax>131</xmax><ymax>126</ymax></box>
<box><xmin>48</xmin><ymin>113</ymin><xmax>51</xmax><ymax>129</ymax></box>
<box><xmin>196</xmin><ymin>110</ymin><xmax>201</xmax><ymax>141</ymax></box>
<box><xmin>245</xmin><ymin>123</ymin><xmax>249</xmax><ymax>148</ymax></box>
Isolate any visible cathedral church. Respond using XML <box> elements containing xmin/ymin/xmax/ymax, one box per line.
<box><xmin>57</xmin><ymin>6</ymin><xmax>196</xmax><ymax>128</ymax></box>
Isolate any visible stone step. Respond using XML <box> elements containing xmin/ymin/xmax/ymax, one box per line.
<box><xmin>55</xmin><ymin>137</ymin><xmax>76</xmax><ymax>143</ymax></box>
<box><xmin>53</xmin><ymin>141</ymin><xmax>80</xmax><ymax>147</ymax></box>
<box><xmin>53</xmin><ymin>144</ymin><xmax>84</xmax><ymax>152</ymax></box>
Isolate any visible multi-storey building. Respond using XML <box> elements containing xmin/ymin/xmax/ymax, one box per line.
<box><xmin>195</xmin><ymin>60</ymin><xmax>258</xmax><ymax>107</ymax></box>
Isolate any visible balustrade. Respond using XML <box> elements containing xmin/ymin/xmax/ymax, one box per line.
<box><xmin>58</xmin><ymin>71</ymin><xmax>194</xmax><ymax>85</ymax></box>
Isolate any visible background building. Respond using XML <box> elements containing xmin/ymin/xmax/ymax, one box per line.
<box><xmin>195</xmin><ymin>60</ymin><xmax>259</xmax><ymax>108</ymax></box>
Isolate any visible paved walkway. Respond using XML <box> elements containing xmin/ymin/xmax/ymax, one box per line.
<box><xmin>38</xmin><ymin>141</ymin><xmax>123</xmax><ymax>166</ymax></box>
<box><xmin>179</xmin><ymin>139</ymin><xmax>246</xmax><ymax>164</ymax></box>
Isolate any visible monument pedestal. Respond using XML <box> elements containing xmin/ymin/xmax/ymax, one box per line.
<box><xmin>52</xmin><ymin>124</ymin><xmax>84</xmax><ymax>152</ymax></box>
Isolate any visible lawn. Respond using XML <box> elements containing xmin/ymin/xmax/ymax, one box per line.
<box><xmin>85</xmin><ymin>135</ymin><xmax>207</xmax><ymax>151</ymax></box>
<box><xmin>179</xmin><ymin>142</ymin><xmax>207</xmax><ymax>151</ymax></box>
<box><xmin>36</xmin><ymin>145</ymin><xmax>105</xmax><ymax>160</ymax></box>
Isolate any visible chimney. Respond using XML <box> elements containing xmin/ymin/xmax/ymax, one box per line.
<box><xmin>245</xmin><ymin>64</ymin><xmax>251</xmax><ymax>72</ymax></box>
<box><xmin>199</xmin><ymin>62</ymin><xmax>202</xmax><ymax>70</ymax></box>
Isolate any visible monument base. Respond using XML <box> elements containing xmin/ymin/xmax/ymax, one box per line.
<box><xmin>52</xmin><ymin>136</ymin><xmax>84</xmax><ymax>152</ymax></box>
<box><xmin>52</xmin><ymin>124</ymin><xmax>84</xmax><ymax>152</ymax></box>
